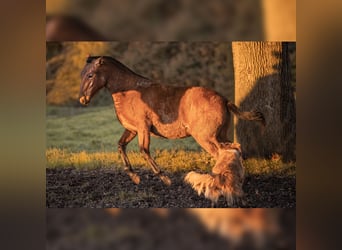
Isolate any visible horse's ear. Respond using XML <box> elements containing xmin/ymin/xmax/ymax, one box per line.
<box><xmin>86</xmin><ymin>54</ymin><xmax>92</xmax><ymax>63</ymax></box>
<box><xmin>95</xmin><ymin>57</ymin><xmax>104</xmax><ymax>67</ymax></box>
<box><xmin>231</xmin><ymin>142</ymin><xmax>242</xmax><ymax>155</ymax></box>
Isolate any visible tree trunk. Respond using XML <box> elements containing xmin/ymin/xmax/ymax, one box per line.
<box><xmin>262</xmin><ymin>0</ymin><xmax>296</xmax><ymax>40</ymax></box>
<box><xmin>232</xmin><ymin>41</ymin><xmax>296</xmax><ymax>162</ymax></box>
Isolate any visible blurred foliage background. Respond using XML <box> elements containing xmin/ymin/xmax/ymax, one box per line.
<box><xmin>46</xmin><ymin>0</ymin><xmax>269</xmax><ymax>40</ymax></box>
<box><xmin>46</xmin><ymin>41</ymin><xmax>295</xmax><ymax>107</ymax></box>
<box><xmin>46</xmin><ymin>42</ymin><xmax>235</xmax><ymax>106</ymax></box>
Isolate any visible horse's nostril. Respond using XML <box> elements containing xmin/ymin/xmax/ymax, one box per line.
<box><xmin>79</xmin><ymin>96</ymin><xmax>85</xmax><ymax>104</ymax></box>
<box><xmin>79</xmin><ymin>96</ymin><xmax>90</xmax><ymax>105</ymax></box>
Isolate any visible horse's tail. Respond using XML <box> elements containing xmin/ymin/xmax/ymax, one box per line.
<box><xmin>227</xmin><ymin>102</ymin><xmax>266</xmax><ymax>127</ymax></box>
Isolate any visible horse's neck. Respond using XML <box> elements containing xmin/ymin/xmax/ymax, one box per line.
<box><xmin>107</xmin><ymin>72</ymin><xmax>152</xmax><ymax>93</ymax></box>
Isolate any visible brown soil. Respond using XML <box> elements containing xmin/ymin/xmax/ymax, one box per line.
<box><xmin>46</xmin><ymin>167</ymin><xmax>295</xmax><ymax>208</ymax></box>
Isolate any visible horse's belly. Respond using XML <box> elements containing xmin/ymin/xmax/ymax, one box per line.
<box><xmin>151</xmin><ymin>122</ymin><xmax>189</xmax><ymax>139</ymax></box>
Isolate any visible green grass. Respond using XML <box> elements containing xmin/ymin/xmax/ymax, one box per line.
<box><xmin>244</xmin><ymin>157</ymin><xmax>295</xmax><ymax>177</ymax></box>
<box><xmin>46</xmin><ymin>106</ymin><xmax>296</xmax><ymax>176</ymax></box>
<box><xmin>46</xmin><ymin>105</ymin><xmax>201</xmax><ymax>152</ymax></box>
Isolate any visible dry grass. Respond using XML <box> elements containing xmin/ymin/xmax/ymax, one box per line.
<box><xmin>46</xmin><ymin>148</ymin><xmax>213</xmax><ymax>173</ymax></box>
<box><xmin>46</xmin><ymin>148</ymin><xmax>295</xmax><ymax>177</ymax></box>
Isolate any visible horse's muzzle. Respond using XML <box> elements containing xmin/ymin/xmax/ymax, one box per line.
<box><xmin>79</xmin><ymin>96</ymin><xmax>91</xmax><ymax>105</ymax></box>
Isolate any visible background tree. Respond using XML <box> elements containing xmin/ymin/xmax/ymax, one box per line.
<box><xmin>232</xmin><ymin>42</ymin><xmax>296</xmax><ymax>162</ymax></box>
<box><xmin>262</xmin><ymin>0</ymin><xmax>296</xmax><ymax>40</ymax></box>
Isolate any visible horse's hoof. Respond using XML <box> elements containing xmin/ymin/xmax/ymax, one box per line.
<box><xmin>160</xmin><ymin>175</ymin><xmax>171</xmax><ymax>186</ymax></box>
<box><xmin>128</xmin><ymin>172</ymin><xmax>140</xmax><ymax>184</ymax></box>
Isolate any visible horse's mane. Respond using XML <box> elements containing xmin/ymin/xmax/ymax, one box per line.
<box><xmin>85</xmin><ymin>56</ymin><xmax>150</xmax><ymax>80</ymax></box>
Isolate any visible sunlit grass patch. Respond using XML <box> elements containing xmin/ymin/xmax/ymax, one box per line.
<box><xmin>153</xmin><ymin>149</ymin><xmax>214</xmax><ymax>172</ymax></box>
<box><xmin>244</xmin><ymin>158</ymin><xmax>296</xmax><ymax>177</ymax></box>
<box><xmin>46</xmin><ymin>148</ymin><xmax>121</xmax><ymax>169</ymax></box>
<box><xmin>46</xmin><ymin>148</ymin><xmax>295</xmax><ymax>177</ymax></box>
<box><xmin>46</xmin><ymin>148</ymin><xmax>212</xmax><ymax>172</ymax></box>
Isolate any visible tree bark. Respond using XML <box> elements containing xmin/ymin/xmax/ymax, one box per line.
<box><xmin>232</xmin><ymin>41</ymin><xmax>296</xmax><ymax>162</ymax></box>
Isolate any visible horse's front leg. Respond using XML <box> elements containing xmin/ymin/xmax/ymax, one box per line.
<box><xmin>118</xmin><ymin>129</ymin><xmax>140</xmax><ymax>184</ymax></box>
<box><xmin>138</xmin><ymin>127</ymin><xmax>171</xmax><ymax>186</ymax></box>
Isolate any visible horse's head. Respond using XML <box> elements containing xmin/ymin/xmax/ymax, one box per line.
<box><xmin>79</xmin><ymin>56</ymin><xmax>107</xmax><ymax>105</ymax></box>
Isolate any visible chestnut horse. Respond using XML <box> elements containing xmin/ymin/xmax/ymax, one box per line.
<box><xmin>79</xmin><ymin>56</ymin><xmax>265</xmax><ymax>206</ymax></box>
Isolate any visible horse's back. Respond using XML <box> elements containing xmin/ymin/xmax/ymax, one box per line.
<box><xmin>141</xmin><ymin>84</ymin><xmax>229</xmax><ymax>128</ymax></box>
<box><xmin>182</xmin><ymin>86</ymin><xmax>228</xmax><ymax>120</ymax></box>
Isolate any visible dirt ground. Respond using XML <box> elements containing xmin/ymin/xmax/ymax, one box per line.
<box><xmin>46</xmin><ymin>167</ymin><xmax>295</xmax><ymax>208</ymax></box>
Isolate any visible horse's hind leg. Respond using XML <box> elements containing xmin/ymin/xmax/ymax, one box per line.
<box><xmin>192</xmin><ymin>135</ymin><xmax>221</xmax><ymax>160</ymax></box>
<box><xmin>138</xmin><ymin>127</ymin><xmax>171</xmax><ymax>186</ymax></box>
<box><xmin>118</xmin><ymin>129</ymin><xmax>140</xmax><ymax>184</ymax></box>
<box><xmin>192</xmin><ymin>119</ymin><xmax>231</xmax><ymax>159</ymax></box>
